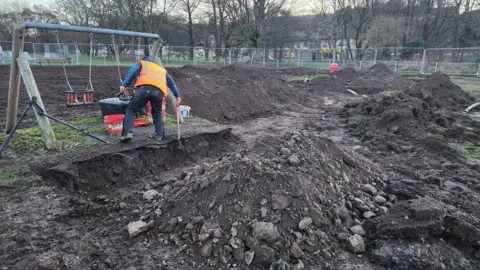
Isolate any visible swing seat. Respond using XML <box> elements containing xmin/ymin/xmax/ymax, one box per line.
<box><xmin>66</xmin><ymin>89</ymin><xmax>95</xmax><ymax>106</ymax></box>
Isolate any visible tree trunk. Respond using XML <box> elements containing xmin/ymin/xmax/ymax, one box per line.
<box><xmin>188</xmin><ymin>7</ymin><xmax>195</xmax><ymax>61</ymax></box>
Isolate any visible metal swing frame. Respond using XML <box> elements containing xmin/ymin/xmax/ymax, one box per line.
<box><xmin>5</xmin><ymin>22</ymin><xmax>162</xmax><ymax>150</ymax></box>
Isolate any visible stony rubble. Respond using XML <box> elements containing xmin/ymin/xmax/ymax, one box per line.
<box><xmin>128</xmin><ymin>220</ymin><xmax>150</xmax><ymax>238</ymax></box>
<box><xmin>347</xmin><ymin>234</ymin><xmax>366</xmax><ymax>253</ymax></box>
<box><xmin>133</xmin><ymin>130</ymin><xmax>389</xmax><ymax>268</ymax></box>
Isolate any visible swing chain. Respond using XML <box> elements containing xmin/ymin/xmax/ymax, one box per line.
<box><xmin>53</xmin><ymin>30</ymin><xmax>73</xmax><ymax>91</ymax></box>
<box><xmin>111</xmin><ymin>34</ymin><xmax>122</xmax><ymax>83</ymax></box>
<box><xmin>88</xmin><ymin>33</ymin><xmax>94</xmax><ymax>91</ymax></box>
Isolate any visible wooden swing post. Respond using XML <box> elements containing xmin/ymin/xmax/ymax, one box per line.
<box><xmin>5</xmin><ymin>26</ymin><xmax>25</xmax><ymax>133</ymax></box>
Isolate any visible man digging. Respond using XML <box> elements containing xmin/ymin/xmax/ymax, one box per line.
<box><xmin>119</xmin><ymin>54</ymin><xmax>181</xmax><ymax>143</ymax></box>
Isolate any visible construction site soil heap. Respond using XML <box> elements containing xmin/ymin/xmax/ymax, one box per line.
<box><xmin>128</xmin><ymin>130</ymin><xmax>389</xmax><ymax>269</ymax></box>
<box><xmin>305</xmin><ymin>63</ymin><xmax>413</xmax><ymax>95</ymax></box>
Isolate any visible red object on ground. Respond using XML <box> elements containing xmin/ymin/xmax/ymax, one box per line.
<box><xmin>330</xmin><ymin>63</ymin><xmax>339</xmax><ymax>74</ymax></box>
<box><xmin>104</xmin><ymin>114</ymin><xmax>151</xmax><ymax>134</ymax></box>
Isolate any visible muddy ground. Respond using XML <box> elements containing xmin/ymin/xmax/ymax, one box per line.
<box><xmin>1</xmin><ymin>63</ymin><xmax>480</xmax><ymax>270</ymax></box>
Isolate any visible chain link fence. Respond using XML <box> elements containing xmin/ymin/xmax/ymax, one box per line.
<box><xmin>1</xmin><ymin>41</ymin><xmax>479</xmax><ymax>77</ymax></box>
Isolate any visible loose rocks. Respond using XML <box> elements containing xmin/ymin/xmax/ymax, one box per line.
<box><xmin>127</xmin><ymin>221</ymin><xmax>149</xmax><ymax>238</ymax></box>
<box><xmin>298</xmin><ymin>217</ymin><xmax>313</xmax><ymax>230</ymax></box>
<box><xmin>142</xmin><ymin>189</ymin><xmax>160</xmax><ymax>201</ymax></box>
<box><xmin>271</xmin><ymin>194</ymin><xmax>291</xmax><ymax>210</ymax></box>
<box><xmin>350</xmin><ymin>225</ymin><xmax>366</xmax><ymax>236</ymax></box>
<box><xmin>245</xmin><ymin>250</ymin><xmax>255</xmax><ymax>265</ymax></box>
<box><xmin>251</xmin><ymin>222</ymin><xmax>281</xmax><ymax>243</ymax></box>
<box><xmin>347</xmin><ymin>234</ymin><xmax>366</xmax><ymax>253</ymax></box>
<box><xmin>362</xmin><ymin>184</ymin><xmax>377</xmax><ymax>195</ymax></box>
<box><xmin>200</xmin><ymin>241</ymin><xmax>213</xmax><ymax>257</ymax></box>
<box><xmin>288</xmin><ymin>155</ymin><xmax>301</xmax><ymax>166</ymax></box>
<box><xmin>374</xmin><ymin>195</ymin><xmax>387</xmax><ymax>204</ymax></box>
<box><xmin>290</xmin><ymin>242</ymin><xmax>305</xmax><ymax>258</ymax></box>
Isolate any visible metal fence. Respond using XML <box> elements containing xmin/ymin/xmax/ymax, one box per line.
<box><xmin>1</xmin><ymin>41</ymin><xmax>479</xmax><ymax>77</ymax></box>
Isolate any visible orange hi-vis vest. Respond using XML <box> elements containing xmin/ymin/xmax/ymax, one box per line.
<box><xmin>134</xmin><ymin>60</ymin><xmax>168</xmax><ymax>97</ymax></box>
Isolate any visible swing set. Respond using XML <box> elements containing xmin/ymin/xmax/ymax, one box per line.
<box><xmin>55</xmin><ymin>30</ymin><xmax>142</xmax><ymax>106</ymax></box>
<box><xmin>4</xmin><ymin>22</ymin><xmax>161</xmax><ymax>150</ymax></box>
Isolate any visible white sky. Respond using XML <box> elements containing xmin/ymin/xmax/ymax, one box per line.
<box><xmin>24</xmin><ymin>0</ymin><xmax>313</xmax><ymax>15</ymax></box>
<box><xmin>29</xmin><ymin>0</ymin><xmax>53</xmax><ymax>5</ymax></box>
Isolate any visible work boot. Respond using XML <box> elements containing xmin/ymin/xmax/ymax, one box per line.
<box><xmin>152</xmin><ymin>129</ymin><xmax>165</xmax><ymax>141</ymax></box>
<box><xmin>120</xmin><ymin>133</ymin><xmax>133</xmax><ymax>143</ymax></box>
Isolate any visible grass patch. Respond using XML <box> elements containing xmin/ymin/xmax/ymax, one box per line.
<box><xmin>396</xmin><ymin>71</ymin><xmax>424</xmax><ymax>77</ymax></box>
<box><xmin>288</xmin><ymin>74</ymin><xmax>327</xmax><ymax>81</ymax></box>
<box><xmin>347</xmin><ymin>115</ymin><xmax>362</xmax><ymax>124</ymax></box>
<box><xmin>0</xmin><ymin>116</ymin><xmax>105</xmax><ymax>153</ymax></box>
<box><xmin>0</xmin><ymin>115</ymin><xmax>182</xmax><ymax>154</ymax></box>
<box><xmin>0</xmin><ymin>167</ymin><xmax>30</xmax><ymax>187</ymax></box>
<box><xmin>455</xmin><ymin>83</ymin><xmax>480</xmax><ymax>92</ymax></box>
<box><xmin>463</xmin><ymin>141</ymin><xmax>480</xmax><ymax>160</ymax></box>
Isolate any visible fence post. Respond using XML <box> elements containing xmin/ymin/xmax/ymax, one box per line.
<box><xmin>192</xmin><ymin>47</ymin><xmax>195</xmax><ymax>66</ymax></box>
<box><xmin>75</xmin><ymin>44</ymin><xmax>80</xmax><ymax>65</ymax></box>
<box><xmin>263</xmin><ymin>49</ymin><xmax>266</xmax><ymax>67</ymax></box>
<box><xmin>477</xmin><ymin>62</ymin><xmax>480</xmax><ymax>77</ymax></box>
<box><xmin>435</xmin><ymin>62</ymin><xmax>438</xmax><ymax>72</ymax></box>
<box><xmin>359</xmin><ymin>60</ymin><xmax>362</xmax><ymax>71</ymax></box>
<box><xmin>394</xmin><ymin>61</ymin><xmax>397</xmax><ymax>72</ymax></box>
<box><xmin>420</xmin><ymin>49</ymin><xmax>426</xmax><ymax>74</ymax></box>
<box><xmin>374</xmin><ymin>49</ymin><xmax>378</xmax><ymax>64</ymax></box>
<box><xmin>33</xmin><ymin>43</ymin><xmax>36</xmax><ymax>61</ymax></box>
<box><xmin>228</xmin><ymin>49</ymin><xmax>232</xmax><ymax>65</ymax></box>
<box><xmin>297</xmin><ymin>49</ymin><xmax>301</xmax><ymax>68</ymax></box>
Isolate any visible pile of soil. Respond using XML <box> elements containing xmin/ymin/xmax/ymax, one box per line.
<box><xmin>344</xmin><ymin>92</ymin><xmax>433</xmax><ymax>139</ymax></box>
<box><xmin>136</xmin><ymin>131</ymin><xmax>388</xmax><ymax>268</ymax></box>
<box><xmin>342</xmin><ymin>72</ymin><xmax>477</xmax><ymax>151</ymax></box>
<box><xmin>339</xmin><ymin>71</ymin><xmax>480</xmax><ymax>269</ymax></box>
<box><xmin>335</xmin><ymin>68</ymin><xmax>359</xmax><ymax>82</ymax></box>
<box><xmin>406</xmin><ymin>72</ymin><xmax>475</xmax><ymax>110</ymax></box>
<box><xmin>169</xmin><ymin>64</ymin><xmax>306</xmax><ymax>123</ymax></box>
<box><xmin>346</xmin><ymin>64</ymin><xmax>412</xmax><ymax>95</ymax></box>
<box><xmin>305</xmin><ymin>64</ymin><xmax>413</xmax><ymax>95</ymax></box>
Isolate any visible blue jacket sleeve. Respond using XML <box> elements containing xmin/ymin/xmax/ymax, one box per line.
<box><xmin>166</xmin><ymin>73</ymin><xmax>180</xmax><ymax>98</ymax></box>
<box><xmin>122</xmin><ymin>63</ymin><xmax>141</xmax><ymax>87</ymax></box>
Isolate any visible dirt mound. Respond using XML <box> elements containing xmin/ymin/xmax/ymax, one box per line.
<box><xmin>407</xmin><ymin>72</ymin><xmax>475</xmax><ymax>110</ymax></box>
<box><xmin>306</xmin><ymin>65</ymin><xmax>412</xmax><ymax>95</ymax></box>
<box><xmin>368</xmin><ymin>63</ymin><xmax>394</xmax><ymax>75</ymax></box>
<box><xmin>343</xmin><ymin>85</ymin><xmax>478</xmax><ymax>164</ymax></box>
<box><xmin>346</xmin><ymin>64</ymin><xmax>412</xmax><ymax>94</ymax></box>
<box><xmin>345</xmin><ymin>92</ymin><xmax>434</xmax><ymax>140</ymax></box>
<box><xmin>170</xmin><ymin>65</ymin><xmax>303</xmax><ymax>123</ymax></box>
<box><xmin>140</xmin><ymin>131</ymin><xmax>387</xmax><ymax>268</ymax></box>
<box><xmin>341</xmin><ymin>91</ymin><xmax>474</xmax><ymax>163</ymax></box>
<box><xmin>335</xmin><ymin>68</ymin><xmax>358</xmax><ymax>82</ymax></box>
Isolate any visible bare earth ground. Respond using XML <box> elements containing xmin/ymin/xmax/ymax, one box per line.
<box><xmin>1</xmin><ymin>64</ymin><xmax>480</xmax><ymax>270</ymax></box>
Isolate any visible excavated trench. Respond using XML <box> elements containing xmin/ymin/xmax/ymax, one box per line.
<box><xmin>39</xmin><ymin>129</ymin><xmax>237</xmax><ymax>193</ymax></box>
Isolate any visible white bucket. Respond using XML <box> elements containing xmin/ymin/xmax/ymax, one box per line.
<box><xmin>180</xmin><ymin>105</ymin><xmax>191</xmax><ymax>119</ymax></box>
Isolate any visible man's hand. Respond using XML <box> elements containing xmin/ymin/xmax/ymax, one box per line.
<box><xmin>118</xmin><ymin>86</ymin><xmax>130</xmax><ymax>97</ymax></box>
<box><xmin>176</xmin><ymin>97</ymin><xmax>181</xmax><ymax>106</ymax></box>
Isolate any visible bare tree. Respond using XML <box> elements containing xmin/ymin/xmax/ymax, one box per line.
<box><xmin>239</xmin><ymin>1</ymin><xmax>285</xmax><ymax>47</ymax></box>
<box><xmin>179</xmin><ymin>0</ymin><xmax>202</xmax><ymax>60</ymax></box>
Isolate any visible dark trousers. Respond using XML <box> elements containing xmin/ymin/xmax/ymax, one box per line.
<box><xmin>122</xmin><ymin>85</ymin><xmax>164</xmax><ymax>136</ymax></box>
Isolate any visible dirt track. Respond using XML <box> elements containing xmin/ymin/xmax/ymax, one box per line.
<box><xmin>1</xmin><ymin>64</ymin><xmax>480</xmax><ymax>269</ymax></box>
